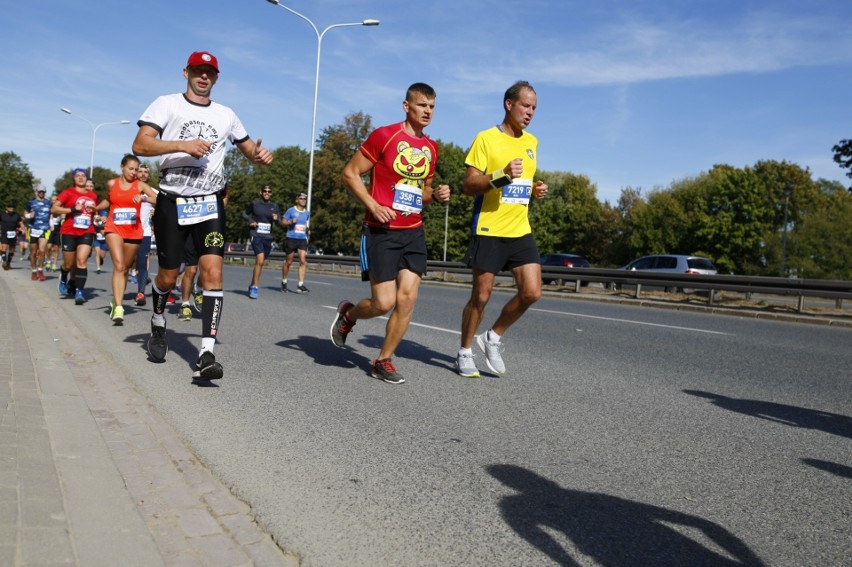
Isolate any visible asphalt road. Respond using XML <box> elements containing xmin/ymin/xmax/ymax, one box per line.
<box><xmin>26</xmin><ymin>260</ymin><xmax>852</xmax><ymax>566</ymax></box>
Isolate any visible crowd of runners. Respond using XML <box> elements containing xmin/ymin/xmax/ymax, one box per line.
<box><xmin>5</xmin><ymin>50</ymin><xmax>550</xmax><ymax>386</ymax></box>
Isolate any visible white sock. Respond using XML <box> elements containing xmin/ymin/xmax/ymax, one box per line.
<box><xmin>487</xmin><ymin>329</ymin><xmax>502</xmax><ymax>343</ymax></box>
<box><xmin>459</xmin><ymin>347</ymin><xmax>473</xmax><ymax>356</ymax></box>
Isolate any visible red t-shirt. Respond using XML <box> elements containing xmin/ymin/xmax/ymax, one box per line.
<box><xmin>57</xmin><ymin>187</ymin><xmax>99</xmax><ymax>236</ymax></box>
<box><xmin>359</xmin><ymin>122</ymin><xmax>438</xmax><ymax>230</ymax></box>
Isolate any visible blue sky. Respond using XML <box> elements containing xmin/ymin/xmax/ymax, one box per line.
<box><xmin>2</xmin><ymin>0</ymin><xmax>851</xmax><ymax>203</ymax></box>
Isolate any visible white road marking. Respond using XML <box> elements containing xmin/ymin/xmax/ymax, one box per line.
<box><xmin>322</xmin><ymin>306</ymin><xmax>461</xmax><ymax>334</ymax></box>
<box><xmin>530</xmin><ymin>307</ymin><xmax>733</xmax><ymax>335</ymax></box>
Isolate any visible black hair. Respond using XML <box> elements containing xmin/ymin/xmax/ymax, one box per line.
<box><xmin>120</xmin><ymin>153</ymin><xmax>140</xmax><ymax>166</ymax></box>
<box><xmin>406</xmin><ymin>82</ymin><xmax>436</xmax><ymax>101</ymax></box>
<box><xmin>504</xmin><ymin>81</ymin><xmax>535</xmax><ymax>105</ymax></box>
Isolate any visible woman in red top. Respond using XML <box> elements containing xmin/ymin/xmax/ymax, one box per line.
<box><xmin>50</xmin><ymin>169</ymin><xmax>100</xmax><ymax>304</ymax></box>
<box><xmin>97</xmin><ymin>154</ymin><xmax>157</xmax><ymax>323</ymax></box>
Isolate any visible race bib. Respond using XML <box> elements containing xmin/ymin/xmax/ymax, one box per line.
<box><xmin>176</xmin><ymin>195</ymin><xmax>218</xmax><ymax>226</ymax></box>
<box><xmin>256</xmin><ymin>222</ymin><xmax>271</xmax><ymax>236</ymax></box>
<box><xmin>391</xmin><ymin>182</ymin><xmax>423</xmax><ymax>214</ymax></box>
<box><xmin>29</xmin><ymin>228</ymin><xmax>44</xmax><ymax>238</ymax></box>
<box><xmin>294</xmin><ymin>223</ymin><xmax>307</xmax><ymax>234</ymax></box>
<box><xmin>96</xmin><ymin>232</ymin><xmax>105</xmax><ymax>241</ymax></box>
<box><xmin>501</xmin><ymin>179</ymin><xmax>533</xmax><ymax>205</ymax></box>
<box><xmin>5</xmin><ymin>231</ymin><xmax>15</xmax><ymax>239</ymax></box>
<box><xmin>113</xmin><ymin>207</ymin><xmax>137</xmax><ymax>226</ymax></box>
<box><xmin>73</xmin><ymin>215</ymin><xmax>92</xmax><ymax>230</ymax></box>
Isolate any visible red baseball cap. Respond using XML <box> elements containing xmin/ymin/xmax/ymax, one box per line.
<box><xmin>186</xmin><ymin>51</ymin><xmax>219</xmax><ymax>72</ymax></box>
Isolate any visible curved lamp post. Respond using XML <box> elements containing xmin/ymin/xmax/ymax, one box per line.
<box><xmin>265</xmin><ymin>0</ymin><xmax>379</xmax><ymax>214</ymax></box>
<box><xmin>60</xmin><ymin>108</ymin><xmax>130</xmax><ymax>178</ymax></box>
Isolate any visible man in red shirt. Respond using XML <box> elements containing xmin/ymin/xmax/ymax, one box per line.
<box><xmin>331</xmin><ymin>83</ymin><xmax>450</xmax><ymax>384</ymax></box>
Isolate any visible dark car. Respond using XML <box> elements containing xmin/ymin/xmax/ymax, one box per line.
<box><xmin>540</xmin><ymin>253</ymin><xmax>591</xmax><ymax>285</ymax></box>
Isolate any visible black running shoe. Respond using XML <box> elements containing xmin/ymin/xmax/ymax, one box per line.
<box><xmin>297</xmin><ymin>284</ymin><xmax>309</xmax><ymax>293</ymax></box>
<box><xmin>147</xmin><ymin>320</ymin><xmax>168</xmax><ymax>361</ymax></box>
<box><xmin>192</xmin><ymin>351</ymin><xmax>223</xmax><ymax>381</ymax></box>
<box><xmin>330</xmin><ymin>300</ymin><xmax>355</xmax><ymax>347</ymax></box>
<box><xmin>371</xmin><ymin>358</ymin><xmax>405</xmax><ymax>384</ymax></box>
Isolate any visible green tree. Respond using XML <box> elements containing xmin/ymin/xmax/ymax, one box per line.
<box><xmin>222</xmin><ymin>145</ymin><xmax>309</xmax><ymax>247</ymax></box>
<box><xmin>831</xmin><ymin>139</ymin><xmax>852</xmax><ymax>190</ymax></box>
<box><xmin>531</xmin><ymin>171</ymin><xmax>603</xmax><ymax>262</ymax></box>
<box><xmin>0</xmin><ymin>152</ymin><xmax>37</xmax><ymax>208</ymax></box>
<box><xmin>423</xmin><ymin>140</ymin><xmax>468</xmax><ymax>261</ymax></box>
<box><xmin>628</xmin><ymin>188</ymin><xmax>688</xmax><ymax>257</ymax></box>
<box><xmin>781</xmin><ymin>179</ymin><xmax>852</xmax><ymax>279</ymax></box>
<box><xmin>310</xmin><ymin>111</ymin><xmax>374</xmax><ymax>255</ymax></box>
<box><xmin>691</xmin><ymin>165</ymin><xmax>773</xmax><ymax>274</ymax></box>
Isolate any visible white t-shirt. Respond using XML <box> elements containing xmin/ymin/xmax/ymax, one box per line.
<box><xmin>140</xmin><ymin>187</ymin><xmax>157</xmax><ymax>237</ymax></box>
<box><xmin>138</xmin><ymin>93</ymin><xmax>249</xmax><ymax>196</ymax></box>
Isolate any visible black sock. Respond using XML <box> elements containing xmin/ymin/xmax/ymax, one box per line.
<box><xmin>75</xmin><ymin>267</ymin><xmax>87</xmax><ymax>291</ymax></box>
<box><xmin>202</xmin><ymin>290</ymin><xmax>224</xmax><ymax>340</ymax></box>
<box><xmin>152</xmin><ymin>283</ymin><xmax>171</xmax><ymax>315</ymax></box>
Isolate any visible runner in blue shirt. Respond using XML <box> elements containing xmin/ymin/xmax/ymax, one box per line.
<box><xmin>25</xmin><ymin>188</ymin><xmax>52</xmax><ymax>281</ymax></box>
<box><xmin>280</xmin><ymin>192</ymin><xmax>311</xmax><ymax>293</ymax></box>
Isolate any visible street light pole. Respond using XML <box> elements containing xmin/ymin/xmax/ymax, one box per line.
<box><xmin>265</xmin><ymin>0</ymin><xmax>379</xmax><ymax>215</ymax></box>
<box><xmin>781</xmin><ymin>182</ymin><xmax>792</xmax><ymax>277</ymax></box>
<box><xmin>60</xmin><ymin>108</ymin><xmax>130</xmax><ymax>178</ymax></box>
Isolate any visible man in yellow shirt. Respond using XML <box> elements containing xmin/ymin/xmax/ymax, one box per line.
<box><xmin>457</xmin><ymin>81</ymin><xmax>549</xmax><ymax>378</ymax></box>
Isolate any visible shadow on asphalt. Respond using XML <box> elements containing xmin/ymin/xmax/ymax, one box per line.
<box><xmin>488</xmin><ymin>464</ymin><xmax>766</xmax><ymax>567</ymax></box>
<box><xmin>276</xmin><ymin>335</ymin><xmax>361</xmax><ymax>370</ymax></box>
<box><xmin>683</xmin><ymin>390</ymin><xmax>852</xmax><ymax>440</ymax></box>
<box><xmin>359</xmin><ymin>334</ymin><xmax>457</xmax><ymax>373</ymax></box>
<box><xmin>276</xmin><ymin>334</ymin><xmax>458</xmax><ymax>376</ymax></box>
<box><xmin>800</xmin><ymin>458</ymin><xmax>852</xmax><ymax>479</ymax></box>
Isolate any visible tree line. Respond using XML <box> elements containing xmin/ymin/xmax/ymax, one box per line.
<box><xmin>3</xmin><ymin>115</ymin><xmax>851</xmax><ymax>279</ymax></box>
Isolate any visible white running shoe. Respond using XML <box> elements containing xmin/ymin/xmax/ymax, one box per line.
<box><xmin>456</xmin><ymin>351</ymin><xmax>480</xmax><ymax>378</ymax></box>
<box><xmin>476</xmin><ymin>333</ymin><xmax>506</xmax><ymax>375</ymax></box>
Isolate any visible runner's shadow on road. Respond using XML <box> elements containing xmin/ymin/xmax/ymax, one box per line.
<box><xmin>683</xmin><ymin>389</ymin><xmax>852</xmax><ymax>440</ymax></box>
<box><xmin>277</xmin><ymin>335</ymin><xmax>360</xmax><ymax>369</ymax></box>
<box><xmin>800</xmin><ymin>458</ymin><xmax>852</xmax><ymax>479</ymax></box>
<box><xmin>488</xmin><ymin>464</ymin><xmax>766</xmax><ymax>567</ymax></box>
<box><xmin>124</xmin><ymin>327</ymin><xmax>205</xmax><ymax>372</ymax></box>
<box><xmin>358</xmin><ymin>334</ymin><xmax>457</xmax><ymax>373</ymax></box>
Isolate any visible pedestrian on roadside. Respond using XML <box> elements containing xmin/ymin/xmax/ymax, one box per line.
<box><xmin>0</xmin><ymin>203</ymin><xmax>24</xmax><ymax>270</ymax></box>
<box><xmin>134</xmin><ymin>163</ymin><xmax>157</xmax><ymax>306</ymax></box>
<box><xmin>280</xmin><ymin>192</ymin><xmax>311</xmax><ymax>293</ymax></box>
<box><xmin>331</xmin><ymin>82</ymin><xmax>451</xmax><ymax>384</ymax></box>
<box><xmin>96</xmin><ymin>154</ymin><xmax>158</xmax><ymax>323</ymax></box>
<box><xmin>177</xmin><ymin>236</ymin><xmax>201</xmax><ymax>321</ymax></box>
<box><xmin>25</xmin><ymin>188</ymin><xmax>51</xmax><ymax>281</ymax></box>
<box><xmin>132</xmin><ymin>50</ymin><xmax>273</xmax><ymax>381</ymax></box>
<box><xmin>46</xmin><ymin>202</ymin><xmax>62</xmax><ymax>271</ymax></box>
<box><xmin>243</xmin><ymin>184</ymin><xmax>281</xmax><ymax>299</ymax></box>
<box><xmin>93</xmin><ymin>207</ymin><xmax>108</xmax><ymax>274</ymax></box>
<box><xmin>455</xmin><ymin>81</ymin><xmax>549</xmax><ymax>378</ymax></box>
<box><xmin>51</xmin><ymin>168</ymin><xmax>99</xmax><ymax>304</ymax></box>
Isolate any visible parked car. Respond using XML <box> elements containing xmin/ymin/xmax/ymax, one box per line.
<box><xmin>540</xmin><ymin>253</ymin><xmax>591</xmax><ymax>285</ymax></box>
<box><xmin>616</xmin><ymin>254</ymin><xmax>717</xmax><ymax>292</ymax></box>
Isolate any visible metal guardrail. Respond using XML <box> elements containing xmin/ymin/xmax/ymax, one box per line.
<box><xmin>224</xmin><ymin>251</ymin><xmax>852</xmax><ymax>312</ymax></box>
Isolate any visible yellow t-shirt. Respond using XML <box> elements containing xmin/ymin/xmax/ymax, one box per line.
<box><xmin>465</xmin><ymin>126</ymin><xmax>538</xmax><ymax>237</ymax></box>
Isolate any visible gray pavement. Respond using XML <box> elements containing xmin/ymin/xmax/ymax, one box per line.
<box><xmin>0</xmin><ymin>268</ymin><xmax>298</xmax><ymax>567</ymax></box>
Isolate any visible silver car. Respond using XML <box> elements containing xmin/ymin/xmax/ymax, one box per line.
<box><xmin>617</xmin><ymin>255</ymin><xmax>717</xmax><ymax>293</ymax></box>
<box><xmin>622</xmin><ymin>255</ymin><xmax>717</xmax><ymax>275</ymax></box>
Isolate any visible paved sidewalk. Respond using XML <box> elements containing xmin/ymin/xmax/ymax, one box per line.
<box><xmin>0</xmin><ymin>271</ymin><xmax>299</xmax><ymax>566</ymax></box>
